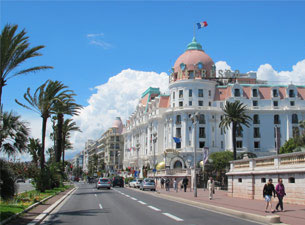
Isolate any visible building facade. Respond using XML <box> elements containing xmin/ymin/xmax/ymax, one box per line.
<box><xmin>123</xmin><ymin>37</ymin><xmax>305</xmax><ymax>177</ymax></box>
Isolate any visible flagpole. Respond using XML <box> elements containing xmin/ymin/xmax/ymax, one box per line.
<box><xmin>193</xmin><ymin>23</ymin><xmax>196</xmax><ymax>38</ymax></box>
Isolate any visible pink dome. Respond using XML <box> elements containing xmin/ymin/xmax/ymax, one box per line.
<box><xmin>172</xmin><ymin>38</ymin><xmax>215</xmax><ymax>80</ymax></box>
<box><xmin>112</xmin><ymin>117</ymin><xmax>123</xmax><ymax>134</ymax></box>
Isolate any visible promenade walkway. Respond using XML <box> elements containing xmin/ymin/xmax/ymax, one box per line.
<box><xmin>157</xmin><ymin>187</ymin><xmax>305</xmax><ymax>225</ymax></box>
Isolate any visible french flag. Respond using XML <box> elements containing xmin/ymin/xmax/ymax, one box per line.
<box><xmin>197</xmin><ymin>21</ymin><xmax>208</xmax><ymax>29</ymax></box>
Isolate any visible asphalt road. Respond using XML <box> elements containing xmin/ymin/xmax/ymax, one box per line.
<box><xmin>16</xmin><ymin>180</ymin><xmax>35</xmax><ymax>193</ymax></box>
<box><xmin>41</xmin><ymin>182</ymin><xmax>261</xmax><ymax>225</ymax></box>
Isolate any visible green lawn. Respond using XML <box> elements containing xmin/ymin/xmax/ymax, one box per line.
<box><xmin>0</xmin><ymin>185</ymin><xmax>72</xmax><ymax>222</ymax></box>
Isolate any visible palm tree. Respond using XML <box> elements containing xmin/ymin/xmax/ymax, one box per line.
<box><xmin>53</xmin><ymin>97</ymin><xmax>82</xmax><ymax>163</ymax></box>
<box><xmin>0</xmin><ymin>111</ymin><xmax>29</xmax><ymax>156</ymax></box>
<box><xmin>61</xmin><ymin>119</ymin><xmax>81</xmax><ymax>170</ymax></box>
<box><xmin>27</xmin><ymin>138</ymin><xmax>41</xmax><ymax>167</ymax></box>
<box><xmin>15</xmin><ymin>80</ymin><xmax>70</xmax><ymax>173</ymax></box>
<box><xmin>0</xmin><ymin>24</ymin><xmax>53</xmax><ymax>107</ymax></box>
<box><xmin>219</xmin><ymin>101</ymin><xmax>252</xmax><ymax>160</ymax></box>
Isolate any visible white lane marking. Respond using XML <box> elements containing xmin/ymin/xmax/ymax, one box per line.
<box><xmin>130</xmin><ymin>197</ymin><xmax>137</xmax><ymax>200</ymax></box>
<box><xmin>95</xmin><ymin>194</ymin><xmax>97</xmax><ymax>197</ymax></box>
<box><xmin>162</xmin><ymin>213</ymin><xmax>184</xmax><ymax>222</ymax></box>
<box><xmin>138</xmin><ymin>201</ymin><xmax>147</xmax><ymax>205</ymax></box>
<box><xmin>99</xmin><ymin>203</ymin><xmax>103</xmax><ymax>209</ymax></box>
<box><xmin>148</xmin><ymin>205</ymin><xmax>161</xmax><ymax>211</ymax></box>
<box><xmin>125</xmin><ymin>194</ymin><xmax>130</xmax><ymax>197</ymax></box>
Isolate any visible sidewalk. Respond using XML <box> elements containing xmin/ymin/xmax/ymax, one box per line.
<box><xmin>157</xmin><ymin>188</ymin><xmax>305</xmax><ymax>225</ymax></box>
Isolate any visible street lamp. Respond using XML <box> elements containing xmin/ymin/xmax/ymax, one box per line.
<box><xmin>190</xmin><ymin>112</ymin><xmax>199</xmax><ymax>197</ymax></box>
<box><xmin>153</xmin><ymin>132</ymin><xmax>158</xmax><ymax>180</ymax></box>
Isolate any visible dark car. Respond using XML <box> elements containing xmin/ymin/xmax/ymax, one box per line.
<box><xmin>112</xmin><ymin>176</ymin><xmax>124</xmax><ymax>187</ymax></box>
<box><xmin>16</xmin><ymin>178</ymin><xmax>25</xmax><ymax>183</ymax></box>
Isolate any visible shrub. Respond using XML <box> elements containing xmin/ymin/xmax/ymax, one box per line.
<box><xmin>0</xmin><ymin>159</ymin><xmax>17</xmax><ymax>200</ymax></box>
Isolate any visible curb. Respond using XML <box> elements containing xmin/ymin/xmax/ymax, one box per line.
<box><xmin>0</xmin><ymin>187</ymin><xmax>75</xmax><ymax>225</ymax></box>
<box><xmin>126</xmin><ymin>187</ymin><xmax>281</xmax><ymax>224</ymax></box>
<box><xmin>26</xmin><ymin>187</ymin><xmax>77</xmax><ymax>225</ymax></box>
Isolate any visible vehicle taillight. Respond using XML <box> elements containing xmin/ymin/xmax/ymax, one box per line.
<box><xmin>108</xmin><ymin>181</ymin><xmax>111</xmax><ymax>184</ymax></box>
<box><xmin>98</xmin><ymin>181</ymin><xmax>101</xmax><ymax>184</ymax></box>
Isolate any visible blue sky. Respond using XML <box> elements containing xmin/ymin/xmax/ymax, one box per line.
<box><xmin>1</xmin><ymin>1</ymin><xmax>305</xmax><ymax>160</ymax></box>
<box><xmin>2</xmin><ymin>0</ymin><xmax>305</xmax><ymax>111</ymax></box>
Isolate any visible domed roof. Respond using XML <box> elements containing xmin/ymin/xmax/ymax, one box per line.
<box><xmin>173</xmin><ymin>37</ymin><xmax>215</xmax><ymax>79</ymax></box>
<box><xmin>112</xmin><ymin>117</ymin><xmax>123</xmax><ymax>134</ymax></box>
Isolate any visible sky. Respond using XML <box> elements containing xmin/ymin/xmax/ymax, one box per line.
<box><xmin>1</xmin><ymin>0</ymin><xmax>305</xmax><ymax>160</ymax></box>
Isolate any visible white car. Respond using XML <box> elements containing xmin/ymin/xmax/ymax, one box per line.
<box><xmin>129</xmin><ymin>179</ymin><xmax>143</xmax><ymax>188</ymax></box>
<box><xmin>129</xmin><ymin>179</ymin><xmax>137</xmax><ymax>187</ymax></box>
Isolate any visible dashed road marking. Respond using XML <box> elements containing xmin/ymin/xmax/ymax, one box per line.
<box><xmin>162</xmin><ymin>213</ymin><xmax>184</xmax><ymax>222</ymax></box>
<box><xmin>95</xmin><ymin>194</ymin><xmax>97</xmax><ymax>197</ymax></box>
<box><xmin>125</xmin><ymin>195</ymin><xmax>130</xmax><ymax>197</ymax></box>
<box><xmin>148</xmin><ymin>206</ymin><xmax>161</xmax><ymax>211</ymax></box>
<box><xmin>138</xmin><ymin>201</ymin><xmax>147</xmax><ymax>205</ymax></box>
<box><xmin>99</xmin><ymin>203</ymin><xmax>103</xmax><ymax>209</ymax></box>
<box><xmin>130</xmin><ymin>197</ymin><xmax>137</xmax><ymax>200</ymax></box>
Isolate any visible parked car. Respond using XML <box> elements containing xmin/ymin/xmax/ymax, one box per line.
<box><xmin>74</xmin><ymin>177</ymin><xmax>80</xmax><ymax>182</ymax></box>
<box><xmin>112</xmin><ymin>176</ymin><xmax>124</xmax><ymax>187</ymax></box>
<box><xmin>129</xmin><ymin>178</ymin><xmax>143</xmax><ymax>188</ymax></box>
<box><xmin>129</xmin><ymin>179</ymin><xmax>137</xmax><ymax>187</ymax></box>
<box><xmin>96</xmin><ymin>178</ymin><xmax>111</xmax><ymax>190</ymax></box>
<box><xmin>16</xmin><ymin>178</ymin><xmax>25</xmax><ymax>183</ymax></box>
<box><xmin>140</xmin><ymin>178</ymin><xmax>156</xmax><ymax>191</ymax></box>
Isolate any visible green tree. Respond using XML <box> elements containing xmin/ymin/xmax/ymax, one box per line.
<box><xmin>27</xmin><ymin>138</ymin><xmax>41</xmax><ymax>167</ymax></box>
<box><xmin>0</xmin><ymin>24</ymin><xmax>52</xmax><ymax>107</ymax></box>
<box><xmin>219</xmin><ymin>101</ymin><xmax>252</xmax><ymax>160</ymax></box>
<box><xmin>0</xmin><ymin>111</ymin><xmax>29</xmax><ymax>156</ymax></box>
<box><xmin>280</xmin><ymin>138</ymin><xmax>299</xmax><ymax>154</ymax></box>
<box><xmin>209</xmin><ymin>151</ymin><xmax>234</xmax><ymax>172</ymax></box>
<box><xmin>15</xmin><ymin>80</ymin><xmax>69</xmax><ymax>191</ymax></box>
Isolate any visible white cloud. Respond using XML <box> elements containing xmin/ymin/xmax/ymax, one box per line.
<box><xmin>67</xmin><ymin>69</ymin><xmax>169</xmax><ymax>159</ymax></box>
<box><xmin>257</xmin><ymin>59</ymin><xmax>305</xmax><ymax>84</ymax></box>
<box><xmin>87</xmin><ymin>32</ymin><xmax>112</xmax><ymax>49</ymax></box>
<box><xmin>87</xmin><ymin>33</ymin><xmax>104</xmax><ymax>38</ymax></box>
<box><xmin>215</xmin><ymin>61</ymin><xmax>232</xmax><ymax>77</ymax></box>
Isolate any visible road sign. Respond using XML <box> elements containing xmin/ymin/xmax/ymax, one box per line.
<box><xmin>153</xmin><ymin>169</ymin><xmax>156</xmax><ymax>172</ymax></box>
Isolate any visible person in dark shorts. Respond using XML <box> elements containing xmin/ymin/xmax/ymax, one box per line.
<box><xmin>263</xmin><ymin>178</ymin><xmax>276</xmax><ymax>213</ymax></box>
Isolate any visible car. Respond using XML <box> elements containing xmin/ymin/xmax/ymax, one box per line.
<box><xmin>133</xmin><ymin>179</ymin><xmax>143</xmax><ymax>188</ymax></box>
<box><xmin>96</xmin><ymin>178</ymin><xmax>111</xmax><ymax>189</ymax></box>
<box><xmin>16</xmin><ymin>178</ymin><xmax>25</xmax><ymax>183</ymax></box>
<box><xmin>129</xmin><ymin>179</ymin><xmax>137</xmax><ymax>187</ymax></box>
<box><xmin>74</xmin><ymin>177</ymin><xmax>80</xmax><ymax>182</ymax></box>
<box><xmin>112</xmin><ymin>176</ymin><xmax>124</xmax><ymax>187</ymax></box>
<box><xmin>140</xmin><ymin>178</ymin><xmax>156</xmax><ymax>191</ymax></box>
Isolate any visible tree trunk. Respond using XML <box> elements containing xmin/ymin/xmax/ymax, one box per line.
<box><xmin>232</xmin><ymin>122</ymin><xmax>237</xmax><ymax>160</ymax></box>
<box><xmin>55</xmin><ymin>113</ymin><xmax>63</xmax><ymax>162</ymax></box>
<box><xmin>41</xmin><ymin>117</ymin><xmax>47</xmax><ymax>169</ymax></box>
<box><xmin>62</xmin><ymin>135</ymin><xmax>66</xmax><ymax>175</ymax></box>
<box><xmin>0</xmin><ymin>79</ymin><xmax>4</xmax><ymax>109</ymax></box>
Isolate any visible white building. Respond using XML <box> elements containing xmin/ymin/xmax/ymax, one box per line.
<box><xmin>123</xmin><ymin>37</ymin><xmax>305</xmax><ymax>175</ymax></box>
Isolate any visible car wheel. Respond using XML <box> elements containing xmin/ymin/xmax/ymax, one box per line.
<box><xmin>108</xmin><ymin>187</ymin><xmax>110</xmax><ymax>189</ymax></box>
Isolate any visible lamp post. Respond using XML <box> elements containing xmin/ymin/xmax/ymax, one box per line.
<box><xmin>153</xmin><ymin>132</ymin><xmax>158</xmax><ymax>180</ymax></box>
<box><xmin>191</xmin><ymin>112</ymin><xmax>199</xmax><ymax>197</ymax></box>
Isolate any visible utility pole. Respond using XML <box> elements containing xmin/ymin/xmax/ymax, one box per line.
<box><xmin>153</xmin><ymin>132</ymin><xmax>157</xmax><ymax>180</ymax></box>
<box><xmin>191</xmin><ymin>112</ymin><xmax>199</xmax><ymax>197</ymax></box>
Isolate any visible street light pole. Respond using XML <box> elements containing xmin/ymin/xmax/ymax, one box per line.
<box><xmin>153</xmin><ymin>132</ymin><xmax>157</xmax><ymax>180</ymax></box>
<box><xmin>191</xmin><ymin>112</ymin><xmax>199</xmax><ymax>197</ymax></box>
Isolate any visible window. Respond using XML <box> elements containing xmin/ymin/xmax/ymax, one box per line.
<box><xmin>238</xmin><ymin>178</ymin><xmax>242</xmax><ymax>183</ymax></box>
<box><xmin>199</xmin><ymin>114</ymin><xmax>205</xmax><ymax>124</ymax></box>
<box><xmin>189</xmin><ymin>71</ymin><xmax>194</xmax><ymax>79</ymax></box>
<box><xmin>253</xmin><ymin>114</ymin><xmax>260</xmax><ymax>124</ymax></box>
<box><xmin>292</xmin><ymin>114</ymin><xmax>298</xmax><ymax>124</ymax></box>
<box><xmin>273</xmin><ymin>89</ymin><xmax>278</xmax><ymax>97</ymax></box>
<box><xmin>176</xmin><ymin>142</ymin><xmax>181</xmax><ymax>149</ymax></box>
<box><xmin>115</xmin><ymin>143</ymin><xmax>120</xmax><ymax>149</ymax></box>
<box><xmin>179</xmin><ymin>90</ymin><xmax>183</xmax><ymax>98</ymax></box>
<box><xmin>110</xmin><ymin>143</ymin><xmax>114</xmax><ymax>149</ymax></box>
<box><xmin>290</xmin><ymin>101</ymin><xmax>295</xmax><ymax>106</ymax></box>
<box><xmin>236</xmin><ymin>127</ymin><xmax>243</xmax><ymax>137</ymax></box>
<box><xmin>209</xmin><ymin>90</ymin><xmax>211</xmax><ymax>97</ymax></box>
<box><xmin>198</xmin><ymin>89</ymin><xmax>203</xmax><ymax>97</ymax></box>
<box><xmin>221</xmin><ymin>141</ymin><xmax>224</xmax><ymax>149</ymax></box>
<box><xmin>274</xmin><ymin>115</ymin><xmax>280</xmax><ymax>124</ymax></box>
<box><xmin>234</xmin><ymin>88</ymin><xmax>241</xmax><ymax>97</ymax></box>
<box><xmin>189</xmin><ymin>89</ymin><xmax>192</xmax><ymax>97</ymax></box>
<box><xmin>253</xmin><ymin>100</ymin><xmax>258</xmax><ymax>106</ymax></box>
<box><xmin>254</xmin><ymin>127</ymin><xmax>260</xmax><ymax>138</ymax></box>
<box><xmin>189</xmin><ymin>101</ymin><xmax>192</xmax><ymax>106</ymax></box>
<box><xmin>254</xmin><ymin>141</ymin><xmax>260</xmax><ymax>149</ymax></box>
<box><xmin>179</xmin><ymin>101</ymin><xmax>183</xmax><ymax>107</ymax></box>
<box><xmin>273</xmin><ymin>101</ymin><xmax>278</xmax><ymax>107</ymax></box>
<box><xmin>288</xmin><ymin>177</ymin><xmax>295</xmax><ymax>183</ymax></box>
<box><xmin>176</xmin><ymin>115</ymin><xmax>181</xmax><ymax>125</ymax></box>
<box><xmin>173</xmin><ymin>91</ymin><xmax>175</xmax><ymax>99</ymax></box>
<box><xmin>252</xmin><ymin>89</ymin><xmax>258</xmax><ymax>97</ymax></box>
<box><xmin>176</xmin><ymin>128</ymin><xmax>181</xmax><ymax>138</ymax></box>
<box><xmin>199</xmin><ymin>127</ymin><xmax>206</xmax><ymax>138</ymax></box>
<box><xmin>209</xmin><ymin>102</ymin><xmax>211</xmax><ymax>106</ymax></box>
<box><xmin>261</xmin><ymin>178</ymin><xmax>266</xmax><ymax>183</ymax></box>
<box><xmin>198</xmin><ymin>101</ymin><xmax>203</xmax><ymax>106</ymax></box>
<box><xmin>289</xmin><ymin>89</ymin><xmax>295</xmax><ymax>98</ymax></box>
<box><xmin>199</xmin><ymin>141</ymin><xmax>205</xmax><ymax>148</ymax></box>
<box><xmin>116</xmin><ymin>136</ymin><xmax>120</xmax><ymax>141</ymax></box>
<box><xmin>236</xmin><ymin>141</ymin><xmax>243</xmax><ymax>148</ymax></box>
<box><xmin>110</xmin><ymin>136</ymin><xmax>115</xmax><ymax>141</ymax></box>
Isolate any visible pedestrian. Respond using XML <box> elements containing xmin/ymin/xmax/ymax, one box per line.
<box><xmin>173</xmin><ymin>178</ymin><xmax>178</xmax><ymax>192</ymax></box>
<box><xmin>182</xmin><ymin>176</ymin><xmax>188</xmax><ymax>192</ymax></box>
<box><xmin>165</xmin><ymin>178</ymin><xmax>170</xmax><ymax>191</ymax></box>
<box><xmin>161</xmin><ymin>177</ymin><xmax>165</xmax><ymax>189</ymax></box>
<box><xmin>263</xmin><ymin>178</ymin><xmax>276</xmax><ymax>213</ymax></box>
<box><xmin>275</xmin><ymin>178</ymin><xmax>286</xmax><ymax>212</ymax></box>
<box><xmin>207</xmin><ymin>177</ymin><xmax>215</xmax><ymax>200</ymax></box>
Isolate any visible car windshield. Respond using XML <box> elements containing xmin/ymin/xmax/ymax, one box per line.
<box><xmin>100</xmin><ymin>179</ymin><xmax>109</xmax><ymax>182</ymax></box>
<box><xmin>145</xmin><ymin>179</ymin><xmax>154</xmax><ymax>183</ymax></box>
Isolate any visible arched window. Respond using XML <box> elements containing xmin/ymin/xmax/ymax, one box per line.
<box><xmin>234</xmin><ymin>88</ymin><xmax>241</xmax><ymax>97</ymax></box>
<box><xmin>274</xmin><ymin>115</ymin><xmax>280</xmax><ymax>124</ymax></box>
<box><xmin>292</xmin><ymin>114</ymin><xmax>298</xmax><ymax>124</ymax></box>
<box><xmin>173</xmin><ymin>160</ymin><xmax>182</xmax><ymax>169</ymax></box>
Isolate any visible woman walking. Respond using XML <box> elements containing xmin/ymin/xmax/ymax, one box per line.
<box><xmin>173</xmin><ymin>178</ymin><xmax>178</xmax><ymax>192</ymax></box>
<box><xmin>207</xmin><ymin>177</ymin><xmax>215</xmax><ymax>200</ymax></box>
<box><xmin>275</xmin><ymin>178</ymin><xmax>286</xmax><ymax>212</ymax></box>
<box><xmin>263</xmin><ymin>178</ymin><xmax>276</xmax><ymax>213</ymax></box>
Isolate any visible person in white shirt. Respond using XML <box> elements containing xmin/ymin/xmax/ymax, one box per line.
<box><xmin>207</xmin><ymin>177</ymin><xmax>215</xmax><ymax>200</ymax></box>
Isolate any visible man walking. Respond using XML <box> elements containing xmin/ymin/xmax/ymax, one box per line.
<box><xmin>275</xmin><ymin>178</ymin><xmax>286</xmax><ymax>212</ymax></box>
<box><xmin>207</xmin><ymin>177</ymin><xmax>215</xmax><ymax>200</ymax></box>
<box><xmin>182</xmin><ymin>176</ymin><xmax>188</xmax><ymax>192</ymax></box>
<box><xmin>165</xmin><ymin>178</ymin><xmax>170</xmax><ymax>191</ymax></box>
<box><xmin>161</xmin><ymin>177</ymin><xmax>165</xmax><ymax>189</ymax></box>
